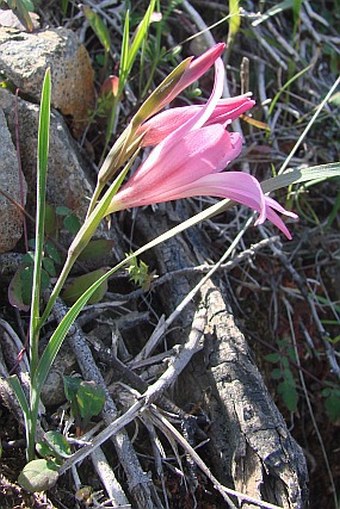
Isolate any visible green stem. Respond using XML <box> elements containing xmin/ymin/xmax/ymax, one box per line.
<box><xmin>39</xmin><ymin>160</ymin><xmax>133</xmax><ymax>328</ymax></box>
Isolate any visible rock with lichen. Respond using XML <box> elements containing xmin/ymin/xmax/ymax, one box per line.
<box><xmin>0</xmin><ymin>108</ymin><xmax>27</xmax><ymax>253</ymax></box>
<box><xmin>0</xmin><ymin>26</ymin><xmax>95</xmax><ymax>137</ymax></box>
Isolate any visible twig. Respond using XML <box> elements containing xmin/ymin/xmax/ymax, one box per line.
<box><xmin>91</xmin><ymin>447</ymin><xmax>130</xmax><ymax>507</ymax></box>
<box><xmin>143</xmin><ymin>305</ymin><xmax>206</xmax><ymax>404</ymax></box>
<box><xmin>251</xmin><ymin>26</ymin><xmax>288</xmax><ymax>70</ymax></box>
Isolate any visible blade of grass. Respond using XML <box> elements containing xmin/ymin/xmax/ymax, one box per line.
<box><xmin>126</xmin><ymin>0</ymin><xmax>156</xmax><ymax>76</ymax></box>
<box><xmin>268</xmin><ymin>64</ymin><xmax>313</xmax><ymax>118</ymax></box>
<box><xmin>8</xmin><ymin>374</ymin><xmax>30</xmax><ymax>421</ymax></box>
<box><xmin>119</xmin><ymin>8</ymin><xmax>130</xmax><ymax>86</ymax></box>
<box><xmin>227</xmin><ymin>0</ymin><xmax>241</xmax><ymax>52</ymax></box>
<box><xmin>29</xmin><ymin>68</ymin><xmax>51</xmax><ymax>379</ymax></box>
<box><xmin>83</xmin><ymin>6</ymin><xmax>111</xmax><ymax>53</ymax></box>
<box><xmin>7</xmin><ymin>374</ymin><xmax>31</xmax><ymax>460</ymax></box>
<box><xmin>252</xmin><ymin>0</ymin><xmax>305</xmax><ymax>27</ymax></box>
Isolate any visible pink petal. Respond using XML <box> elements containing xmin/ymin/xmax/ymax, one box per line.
<box><xmin>206</xmin><ymin>95</ymin><xmax>256</xmax><ymax>125</ymax></box>
<box><xmin>163</xmin><ymin>43</ymin><xmax>225</xmax><ymax>106</ymax></box>
<box><xmin>264</xmin><ymin>207</ymin><xmax>293</xmax><ymax>239</ymax></box>
<box><xmin>151</xmin><ymin>172</ymin><xmax>266</xmax><ymax>211</ymax></box>
<box><xmin>120</xmin><ymin>127</ymin><xmax>242</xmax><ymax>197</ymax></box>
<box><xmin>138</xmin><ymin>94</ymin><xmax>255</xmax><ymax>147</ymax></box>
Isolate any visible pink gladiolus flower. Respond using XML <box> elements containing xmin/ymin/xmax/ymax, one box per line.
<box><xmin>107</xmin><ymin>57</ymin><xmax>297</xmax><ymax>239</ymax></box>
<box><xmin>137</xmin><ymin>93</ymin><xmax>255</xmax><ymax>146</ymax></box>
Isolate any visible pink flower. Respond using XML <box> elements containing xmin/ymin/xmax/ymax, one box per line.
<box><xmin>137</xmin><ymin>94</ymin><xmax>255</xmax><ymax>147</ymax></box>
<box><xmin>107</xmin><ymin>57</ymin><xmax>297</xmax><ymax>239</ymax></box>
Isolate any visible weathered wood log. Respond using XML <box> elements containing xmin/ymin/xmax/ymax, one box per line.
<box><xmin>135</xmin><ymin>203</ymin><xmax>308</xmax><ymax>508</ymax></box>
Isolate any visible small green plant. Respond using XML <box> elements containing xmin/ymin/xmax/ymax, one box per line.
<box><xmin>265</xmin><ymin>338</ymin><xmax>299</xmax><ymax>413</ymax></box>
<box><xmin>63</xmin><ymin>376</ymin><xmax>106</xmax><ymax>432</ymax></box>
<box><xmin>127</xmin><ymin>254</ymin><xmax>156</xmax><ymax>290</ymax></box>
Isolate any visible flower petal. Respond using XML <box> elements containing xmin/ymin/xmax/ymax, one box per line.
<box><xmin>138</xmin><ymin>92</ymin><xmax>255</xmax><ymax>147</ymax></box>
<box><xmin>118</xmin><ymin>127</ymin><xmax>242</xmax><ymax>201</ymax></box>
<box><xmin>165</xmin><ymin>43</ymin><xmax>225</xmax><ymax>106</ymax></box>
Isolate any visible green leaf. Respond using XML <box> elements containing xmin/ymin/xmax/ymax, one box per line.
<box><xmin>61</xmin><ymin>0</ymin><xmax>69</xmax><ymax>16</ymax></box>
<box><xmin>42</xmin><ymin>257</ymin><xmax>56</xmax><ymax>277</ymax></box>
<box><xmin>44</xmin><ymin>431</ymin><xmax>71</xmax><ymax>458</ymax></box>
<box><xmin>21</xmin><ymin>264</ymin><xmax>34</xmax><ymax>305</ymax></box>
<box><xmin>61</xmin><ymin>268</ymin><xmax>108</xmax><ymax>305</ymax></box>
<box><xmin>63</xmin><ymin>214</ymin><xmax>81</xmax><ymax>235</ymax></box>
<box><xmin>127</xmin><ymin>0</ymin><xmax>155</xmax><ymax>72</ymax></box>
<box><xmin>29</xmin><ymin>67</ymin><xmax>51</xmax><ymax>382</ymax></box>
<box><xmin>6</xmin><ymin>0</ymin><xmax>34</xmax><ymax>31</ymax></box>
<box><xmin>228</xmin><ymin>0</ymin><xmax>241</xmax><ymax>47</ymax></box>
<box><xmin>83</xmin><ymin>5</ymin><xmax>111</xmax><ymax>53</ymax></box>
<box><xmin>262</xmin><ymin>162</ymin><xmax>340</xmax><ymax>194</ymax></box>
<box><xmin>63</xmin><ymin>375</ymin><xmax>81</xmax><ymax>402</ymax></box>
<box><xmin>119</xmin><ymin>0</ymin><xmax>155</xmax><ymax>89</ymax></box>
<box><xmin>78</xmin><ymin>239</ymin><xmax>115</xmax><ymax>262</ymax></box>
<box><xmin>18</xmin><ymin>459</ymin><xmax>59</xmax><ymax>492</ymax></box>
<box><xmin>56</xmin><ymin>205</ymin><xmax>72</xmax><ymax>216</ymax></box>
<box><xmin>277</xmin><ymin>380</ymin><xmax>298</xmax><ymax>412</ymax></box>
<box><xmin>322</xmin><ymin>388</ymin><xmax>340</xmax><ymax>422</ymax></box>
<box><xmin>8</xmin><ymin>375</ymin><xmax>30</xmax><ymax>424</ymax></box>
<box><xmin>271</xmin><ymin>368</ymin><xmax>283</xmax><ymax>380</ymax></box>
<box><xmin>329</xmin><ymin>91</ymin><xmax>340</xmax><ymax>107</ymax></box>
<box><xmin>8</xmin><ymin>264</ymin><xmax>31</xmax><ymax>311</ymax></box>
<box><xmin>44</xmin><ymin>203</ymin><xmax>57</xmax><ymax>236</ymax></box>
<box><xmin>127</xmin><ymin>254</ymin><xmax>150</xmax><ymax>286</ymax></box>
<box><xmin>265</xmin><ymin>353</ymin><xmax>281</xmax><ymax>363</ymax></box>
<box><xmin>40</xmin><ymin>268</ymin><xmax>51</xmax><ymax>291</ymax></box>
<box><xmin>45</xmin><ymin>240</ymin><xmax>62</xmax><ymax>265</ymax></box>
<box><xmin>119</xmin><ymin>9</ymin><xmax>130</xmax><ymax>83</ymax></box>
<box><xmin>252</xmin><ymin>0</ymin><xmax>299</xmax><ymax>26</ymax></box>
<box><xmin>76</xmin><ymin>381</ymin><xmax>105</xmax><ymax>422</ymax></box>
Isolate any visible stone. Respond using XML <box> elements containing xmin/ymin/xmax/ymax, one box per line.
<box><xmin>0</xmin><ymin>26</ymin><xmax>95</xmax><ymax>136</ymax></box>
<box><xmin>0</xmin><ymin>88</ymin><xmax>94</xmax><ymax>221</ymax></box>
<box><xmin>0</xmin><ymin>108</ymin><xmax>27</xmax><ymax>253</ymax></box>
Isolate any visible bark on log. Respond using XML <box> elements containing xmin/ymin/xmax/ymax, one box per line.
<box><xmin>135</xmin><ymin>203</ymin><xmax>308</xmax><ymax>508</ymax></box>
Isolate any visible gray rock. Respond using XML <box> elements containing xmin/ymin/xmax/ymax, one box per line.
<box><xmin>0</xmin><ymin>26</ymin><xmax>95</xmax><ymax>137</ymax></box>
<box><xmin>0</xmin><ymin>88</ymin><xmax>94</xmax><ymax>223</ymax></box>
<box><xmin>0</xmin><ymin>108</ymin><xmax>27</xmax><ymax>253</ymax></box>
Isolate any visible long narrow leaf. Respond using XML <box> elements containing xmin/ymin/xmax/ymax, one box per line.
<box><xmin>227</xmin><ymin>0</ymin><xmax>241</xmax><ymax>48</ymax></box>
<box><xmin>127</xmin><ymin>0</ymin><xmax>155</xmax><ymax>70</ymax></box>
<box><xmin>83</xmin><ymin>6</ymin><xmax>111</xmax><ymax>53</ymax></box>
<box><xmin>8</xmin><ymin>375</ymin><xmax>30</xmax><ymax>420</ymax></box>
<box><xmin>262</xmin><ymin>162</ymin><xmax>340</xmax><ymax>193</ymax></box>
<box><xmin>119</xmin><ymin>9</ymin><xmax>130</xmax><ymax>84</ymax></box>
<box><xmin>268</xmin><ymin>64</ymin><xmax>312</xmax><ymax>117</ymax></box>
<box><xmin>29</xmin><ymin>68</ymin><xmax>51</xmax><ymax>377</ymax></box>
